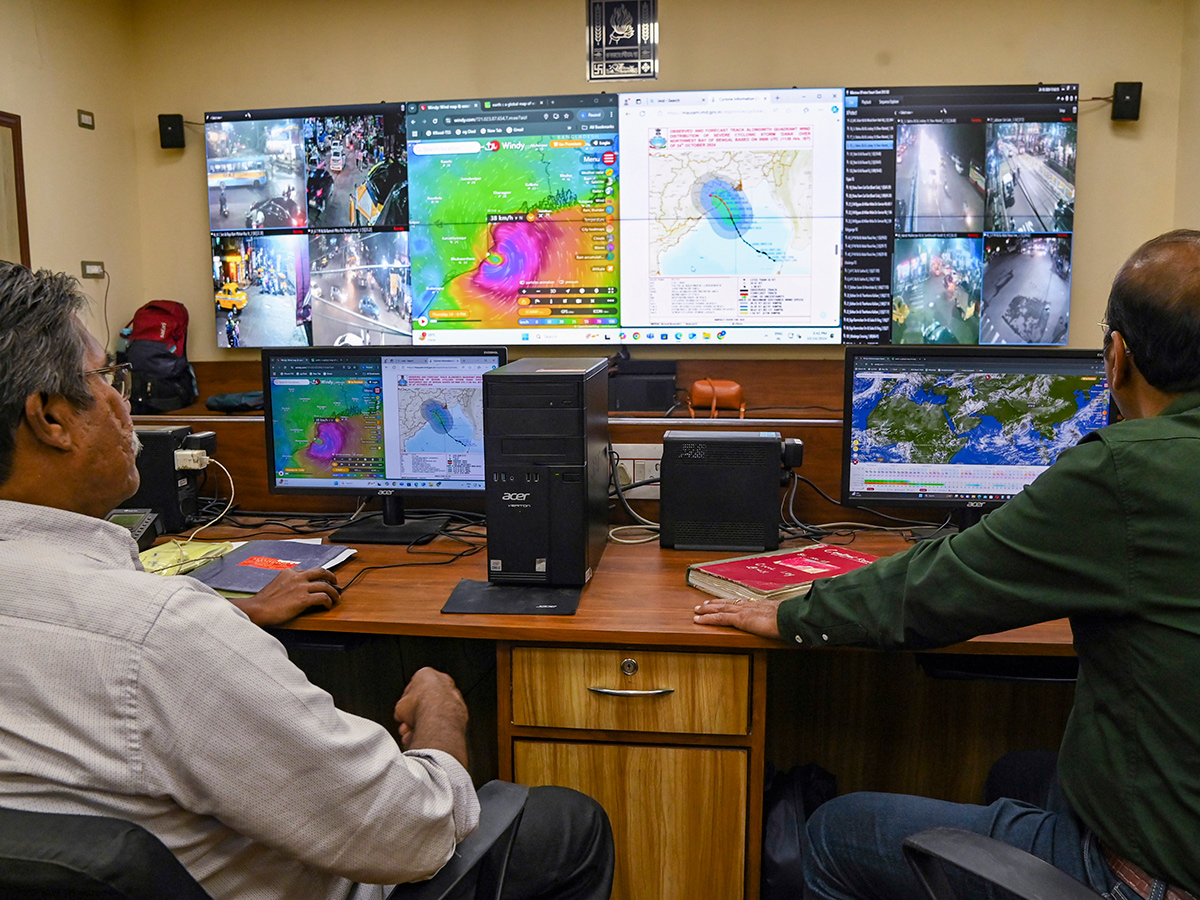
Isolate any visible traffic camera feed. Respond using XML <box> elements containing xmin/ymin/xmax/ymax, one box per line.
<box><xmin>205</xmin><ymin>104</ymin><xmax>408</xmax><ymax>348</ymax></box>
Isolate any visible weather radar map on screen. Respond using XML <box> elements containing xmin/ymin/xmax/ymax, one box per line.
<box><xmin>266</xmin><ymin>349</ymin><xmax>500</xmax><ymax>494</ymax></box>
<box><xmin>407</xmin><ymin>94</ymin><xmax>620</xmax><ymax>343</ymax></box>
<box><xmin>271</xmin><ymin>368</ymin><xmax>385</xmax><ymax>482</ymax></box>
<box><xmin>845</xmin><ymin>349</ymin><xmax>1109</xmax><ymax>508</ymax></box>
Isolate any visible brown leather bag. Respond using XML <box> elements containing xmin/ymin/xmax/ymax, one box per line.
<box><xmin>688</xmin><ymin>378</ymin><xmax>745</xmax><ymax>418</ymax></box>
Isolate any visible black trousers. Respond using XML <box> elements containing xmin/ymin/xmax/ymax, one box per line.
<box><xmin>500</xmin><ymin>786</ymin><xmax>614</xmax><ymax>900</ymax></box>
<box><xmin>385</xmin><ymin>785</ymin><xmax>614</xmax><ymax>900</ymax></box>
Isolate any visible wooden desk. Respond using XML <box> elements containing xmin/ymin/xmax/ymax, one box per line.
<box><xmin>272</xmin><ymin>531</ymin><xmax>1074</xmax><ymax>900</ymax></box>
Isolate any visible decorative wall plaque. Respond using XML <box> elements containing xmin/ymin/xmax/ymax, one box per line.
<box><xmin>588</xmin><ymin>1</ymin><xmax>658</xmax><ymax>82</ymax></box>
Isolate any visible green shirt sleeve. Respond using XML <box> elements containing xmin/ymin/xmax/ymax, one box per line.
<box><xmin>776</xmin><ymin>434</ymin><xmax>1129</xmax><ymax>650</ymax></box>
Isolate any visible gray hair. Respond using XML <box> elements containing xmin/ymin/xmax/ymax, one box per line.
<box><xmin>0</xmin><ymin>262</ymin><xmax>95</xmax><ymax>486</ymax></box>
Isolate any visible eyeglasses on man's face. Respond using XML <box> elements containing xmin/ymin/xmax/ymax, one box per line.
<box><xmin>84</xmin><ymin>363</ymin><xmax>133</xmax><ymax>400</ymax></box>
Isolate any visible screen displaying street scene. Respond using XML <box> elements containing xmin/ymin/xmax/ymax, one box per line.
<box><xmin>206</xmin><ymin>119</ymin><xmax>306</xmax><ymax>230</ymax></box>
<box><xmin>303</xmin><ymin>112</ymin><xmax>407</xmax><ymax>228</ymax></box>
<box><xmin>985</xmin><ymin>122</ymin><xmax>1076</xmax><ymax>233</ymax></box>
<box><xmin>205</xmin><ymin>104</ymin><xmax>407</xmax><ymax>347</ymax></box>
<box><xmin>979</xmin><ymin>235</ymin><xmax>1072</xmax><ymax>344</ymax></box>
<box><xmin>844</xmin><ymin>349</ymin><xmax>1109</xmax><ymax>507</ymax></box>
<box><xmin>211</xmin><ymin>233</ymin><xmax>309</xmax><ymax>348</ymax></box>
<box><xmin>406</xmin><ymin>93</ymin><xmax>621</xmax><ymax>346</ymax></box>
<box><xmin>891</xmin><ymin>237</ymin><xmax>982</xmax><ymax>345</ymax></box>
<box><xmin>264</xmin><ymin>349</ymin><xmax>504</xmax><ymax>493</ymax></box>
<box><xmin>618</xmin><ymin>88</ymin><xmax>845</xmax><ymax>345</ymax></box>
<box><xmin>309</xmin><ymin>231</ymin><xmax>413</xmax><ymax>347</ymax></box>
<box><xmin>842</xmin><ymin>84</ymin><xmax>1078</xmax><ymax>345</ymax></box>
<box><xmin>894</xmin><ymin>122</ymin><xmax>986</xmax><ymax>233</ymax></box>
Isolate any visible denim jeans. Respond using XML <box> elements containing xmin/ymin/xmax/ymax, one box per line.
<box><xmin>803</xmin><ymin>776</ymin><xmax>1132</xmax><ymax>900</ymax></box>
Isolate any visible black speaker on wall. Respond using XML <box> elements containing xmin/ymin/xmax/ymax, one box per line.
<box><xmin>158</xmin><ymin>113</ymin><xmax>185</xmax><ymax>149</ymax></box>
<box><xmin>1112</xmin><ymin>82</ymin><xmax>1142</xmax><ymax>121</ymax></box>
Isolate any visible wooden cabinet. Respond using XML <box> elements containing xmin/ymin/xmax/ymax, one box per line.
<box><xmin>500</xmin><ymin>644</ymin><xmax>767</xmax><ymax>900</ymax></box>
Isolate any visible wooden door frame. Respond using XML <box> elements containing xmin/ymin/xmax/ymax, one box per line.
<box><xmin>0</xmin><ymin>110</ymin><xmax>31</xmax><ymax>268</ymax></box>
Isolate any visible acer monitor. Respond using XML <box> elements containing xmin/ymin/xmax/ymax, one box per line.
<box><xmin>261</xmin><ymin>345</ymin><xmax>506</xmax><ymax>544</ymax></box>
<box><xmin>841</xmin><ymin>345</ymin><xmax>1110</xmax><ymax>531</ymax></box>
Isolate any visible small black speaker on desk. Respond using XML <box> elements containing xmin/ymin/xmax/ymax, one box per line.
<box><xmin>158</xmin><ymin>113</ymin><xmax>185</xmax><ymax>148</ymax></box>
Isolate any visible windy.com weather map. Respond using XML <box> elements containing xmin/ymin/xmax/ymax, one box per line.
<box><xmin>405</xmin><ymin>94</ymin><xmax>620</xmax><ymax>341</ymax></box>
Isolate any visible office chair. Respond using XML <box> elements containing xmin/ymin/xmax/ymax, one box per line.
<box><xmin>0</xmin><ymin>780</ymin><xmax>529</xmax><ymax>900</ymax></box>
<box><xmin>903</xmin><ymin>827</ymin><xmax>1102</xmax><ymax>900</ymax></box>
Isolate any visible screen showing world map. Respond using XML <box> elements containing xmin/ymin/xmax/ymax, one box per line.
<box><xmin>844</xmin><ymin>347</ymin><xmax>1109</xmax><ymax>507</ymax></box>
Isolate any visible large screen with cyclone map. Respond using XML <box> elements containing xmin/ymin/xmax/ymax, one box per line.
<box><xmin>842</xmin><ymin>346</ymin><xmax>1109</xmax><ymax>511</ymax></box>
<box><xmin>208</xmin><ymin>83</ymin><xmax>1079</xmax><ymax>348</ymax></box>
<box><xmin>262</xmin><ymin>346</ymin><xmax>505</xmax><ymax>495</ymax></box>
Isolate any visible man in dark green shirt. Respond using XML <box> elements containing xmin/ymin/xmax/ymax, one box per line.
<box><xmin>696</xmin><ymin>230</ymin><xmax>1200</xmax><ymax>899</ymax></box>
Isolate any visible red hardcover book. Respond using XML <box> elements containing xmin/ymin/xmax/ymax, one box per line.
<box><xmin>686</xmin><ymin>544</ymin><xmax>879</xmax><ymax>602</ymax></box>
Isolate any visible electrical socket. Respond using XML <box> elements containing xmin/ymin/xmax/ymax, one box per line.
<box><xmin>611</xmin><ymin>443</ymin><xmax>663</xmax><ymax>499</ymax></box>
<box><xmin>80</xmin><ymin>261</ymin><xmax>106</xmax><ymax>279</ymax></box>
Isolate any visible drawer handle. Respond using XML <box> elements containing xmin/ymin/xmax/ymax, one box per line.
<box><xmin>587</xmin><ymin>686</ymin><xmax>675</xmax><ymax>697</ymax></box>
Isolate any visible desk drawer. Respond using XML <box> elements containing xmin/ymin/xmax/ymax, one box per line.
<box><xmin>510</xmin><ymin>647</ymin><xmax>750</xmax><ymax>735</ymax></box>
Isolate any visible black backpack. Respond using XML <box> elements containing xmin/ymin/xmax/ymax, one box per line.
<box><xmin>117</xmin><ymin>300</ymin><xmax>199</xmax><ymax>414</ymax></box>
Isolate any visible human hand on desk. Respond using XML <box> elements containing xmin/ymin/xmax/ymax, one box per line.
<box><xmin>693</xmin><ymin>597</ymin><xmax>783</xmax><ymax>640</ymax></box>
<box><xmin>230</xmin><ymin>567</ymin><xmax>340</xmax><ymax>626</ymax></box>
<box><xmin>394</xmin><ymin>667</ymin><xmax>470</xmax><ymax>770</ymax></box>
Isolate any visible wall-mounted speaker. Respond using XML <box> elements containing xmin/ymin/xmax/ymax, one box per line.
<box><xmin>158</xmin><ymin>113</ymin><xmax>185</xmax><ymax>149</ymax></box>
<box><xmin>1112</xmin><ymin>82</ymin><xmax>1142</xmax><ymax>121</ymax></box>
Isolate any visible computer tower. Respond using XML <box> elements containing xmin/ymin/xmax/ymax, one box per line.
<box><xmin>659</xmin><ymin>430</ymin><xmax>783</xmax><ymax>551</ymax></box>
<box><xmin>121</xmin><ymin>426</ymin><xmax>211</xmax><ymax>533</ymax></box>
<box><xmin>484</xmin><ymin>358</ymin><xmax>609</xmax><ymax>585</ymax></box>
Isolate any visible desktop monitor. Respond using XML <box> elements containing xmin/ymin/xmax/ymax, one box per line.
<box><xmin>841</xmin><ymin>345</ymin><xmax>1109</xmax><ymax>530</ymax></box>
<box><xmin>261</xmin><ymin>345</ymin><xmax>506</xmax><ymax>544</ymax></box>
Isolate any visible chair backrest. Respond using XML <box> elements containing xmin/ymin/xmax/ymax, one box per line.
<box><xmin>0</xmin><ymin>781</ymin><xmax>528</xmax><ymax>900</ymax></box>
<box><xmin>903</xmin><ymin>827</ymin><xmax>1102</xmax><ymax>900</ymax></box>
<box><xmin>387</xmin><ymin>780</ymin><xmax>529</xmax><ymax>900</ymax></box>
<box><xmin>0</xmin><ymin>806</ymin><xmax>213</xmax><ymax>900</ymax></box>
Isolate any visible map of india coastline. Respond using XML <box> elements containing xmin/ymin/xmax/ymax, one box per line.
<box><xmin>648</xmin><ymin>148</ymin><xmax>813</xmax><ymax>274</ymax></box>
<box><xmin>394</xmin><ymin>388</ymin><xmax>482</xmax><ymax>448</ymax></box>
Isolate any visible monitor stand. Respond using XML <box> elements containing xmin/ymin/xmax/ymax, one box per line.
<box><xmin>329</xmin><ymin>496</ymin><xmax>451</xmax><ymax>546</ymax></box>
<box><xmin>909</xmin><ymin>506</ymin><xmax>986</xmax><ymax>542</ymax></box>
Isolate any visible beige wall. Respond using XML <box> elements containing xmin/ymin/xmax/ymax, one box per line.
<box><xmin>2</xmin><ymin>0</ymin><xmax>1195</xmax><ymax>359</ymax></box>
<box><xmin>1</xmin><ymin>0</ymin><xmax>142</xmax><ymax>340</ymax></box>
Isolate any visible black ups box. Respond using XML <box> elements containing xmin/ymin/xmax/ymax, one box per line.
<box><xmin>659</xmin><ymin>430</ymin><xmax>782</xmax><ymax>551</ymax></box>
<box><xmin>484</xmin><ymin>358</ymin><xmax>609</xmax><ymax>585</ymax></box>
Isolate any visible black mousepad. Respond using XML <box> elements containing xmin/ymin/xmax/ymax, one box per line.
<box><xmin>441</xmin><ymin>579</ymin><xmax>582</xmax><ymax>615</ymax></box>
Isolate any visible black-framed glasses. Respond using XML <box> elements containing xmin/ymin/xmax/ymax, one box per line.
<box><xmin>84</xmin><ymin>363</ymin><xmax>133</xmax><ymax>400</ymax></box>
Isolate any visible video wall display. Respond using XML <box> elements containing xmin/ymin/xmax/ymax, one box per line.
<box><xmin>204</xmin><ymin>84</ymin><xmax>1078</xmax><ymax>348</ymax></box>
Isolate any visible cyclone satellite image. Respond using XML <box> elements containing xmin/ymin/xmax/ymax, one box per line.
<box><xmin>395</xmin><ymin>386</ymin><xmax>483</xmax><ymax>457</ymax></box>
<box><xmin>650</xmin><ymin>146</ymin><xmax>814</xmax><ymax>277</ymax></box>
<box><xmin>851</xmin><ymin>369</ymin><xmax>1109</xmax><ymax>467</ymax></box>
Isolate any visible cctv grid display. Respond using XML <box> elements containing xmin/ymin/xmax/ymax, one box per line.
<box><xmin>262</xmin><ymin>347</ymin><xmax>504</xmax><ymax>494</ymax></box>
<box><xmin>842</xmin><ymin>347</ymin><xmax>1109</xmax><ymax>512</ymax></box>
<box><xmin>204</xmin><ymin>83</ymin><xmax>1078</xmax><ymax>349</ymax></box>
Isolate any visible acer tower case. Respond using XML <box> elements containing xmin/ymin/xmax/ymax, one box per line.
<box><xmin>484</xmin><ymin>358</ymin><xmax>609</xmax><ymax>585</ymax></box>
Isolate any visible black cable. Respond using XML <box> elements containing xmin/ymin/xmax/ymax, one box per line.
<box><xmin>794</xmin><ymin>474</ymin><xmax>841</xmax><ymax>507</ymax></box>
<box><xmin>606</xmin><ymin>443</ymin><xmax>657</xmax><ymax>528</ymax></box>
<box><xmin>340</xmin><ymin>540</ymin><xmax>485</xmax><ymax>591</ymax></box>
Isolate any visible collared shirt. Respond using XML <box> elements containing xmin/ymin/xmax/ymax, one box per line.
<box><xmin>0</xmin><ymin>500</ymin><xmax>479</xmax><ymax>900</ymax></box>
<box><xmin>777</xmin><ymin>392</ymin><xmax>1200</xmax><ymax>895</ymax></box>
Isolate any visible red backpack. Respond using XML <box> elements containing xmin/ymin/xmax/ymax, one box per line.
<box><xmin>117</xmin><ymin>301</ymin><xmax>198</xmax><ymax>412</ymax></box>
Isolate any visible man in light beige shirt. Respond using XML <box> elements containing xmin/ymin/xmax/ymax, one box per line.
<box><xmin>0</xmin><ymin>261</ymin><xmax>613</xmax><ymax>900</ymax></box>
